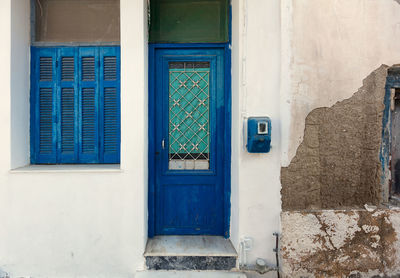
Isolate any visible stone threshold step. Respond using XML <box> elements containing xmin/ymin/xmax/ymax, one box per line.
<box><xmin>145</xmin><ymin>256</ymin><xmax>237</xmax><ymax>271</ymax></box>
<box><xmin>144</xmin><ymin>236</ymin><xmax>237</xmax><ymax>257</ymax></box>
<box><xmin>135</xmin><ymin>271</ymin><xmax>246</xmax><ymax>278</ymax></box>
<box><xmin>144</xmin><ymin>236</ymin><xmax>237</xmax><ymax>271</ymax></box>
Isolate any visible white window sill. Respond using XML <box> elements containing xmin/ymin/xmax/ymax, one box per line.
<box><xmin>10</xmin><ymin>164</ymin><xmax>122</xmax><ymax>173</ymax></box>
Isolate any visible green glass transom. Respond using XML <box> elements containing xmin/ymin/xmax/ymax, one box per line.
<box><xmin>149</xmin><ymin>0</ymin><xmax>229</xmax><ymax>43</ymax></box>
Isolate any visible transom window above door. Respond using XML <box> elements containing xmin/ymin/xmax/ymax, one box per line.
<box><xmin>149</xmin><ymin>0</ymin><xmax>229</xmax><ymax>43</ymax></box>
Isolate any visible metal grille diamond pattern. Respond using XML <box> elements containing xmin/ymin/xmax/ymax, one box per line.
<box><xmin>169</xmin><ymin>62</ymin><xmax>210</xmax><ymax>170</ymax></box>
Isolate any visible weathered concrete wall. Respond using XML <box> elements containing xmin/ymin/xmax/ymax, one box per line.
<box><xmin>281</xmin><ymin>0</ymin><xmax>400</xmax><ymax>166</ymax></box>
<box><xmin>281</xmin><ymin>66</ymin><xmax>388</xmax><ymax>210</ymax></box>
<box><xmin>280</xmin><ymin>1</ymin><xmax>400</xmax><ymax>276</ymax></box>
<box><xmin>281</xmin><ymin>209</ymin><xmax>400</xmax><ymax>278</ymax></box>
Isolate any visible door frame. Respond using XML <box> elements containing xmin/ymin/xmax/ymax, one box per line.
<box><xmin>148</xmin><ymin>43</ymin><xmax>232</xmax><ymax>238</ymax></box>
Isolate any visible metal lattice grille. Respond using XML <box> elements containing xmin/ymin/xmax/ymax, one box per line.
<box><xmin>169</xmin><ymin>62</ymin><xmax>210</xmax><ymax>170</ymax></box>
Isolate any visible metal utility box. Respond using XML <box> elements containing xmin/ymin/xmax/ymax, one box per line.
<box><xmin>247</xmin><ymin>117</ymin><xmax>271</xmax><ymax>153</ymax></box>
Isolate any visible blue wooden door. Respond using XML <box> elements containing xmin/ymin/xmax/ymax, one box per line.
<box><xmin>152</xmin><ymin>48</ymin><xmax>227</xmax><ymax>235</ymax></box>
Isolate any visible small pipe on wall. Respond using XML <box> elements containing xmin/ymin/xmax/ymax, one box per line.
<box><xmin>238</xmin><ymin>233</ymin><xmax>280</xmax><ymax>276</ymax></box>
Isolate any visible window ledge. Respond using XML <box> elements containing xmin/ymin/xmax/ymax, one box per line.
<box><xmin>10</xmin><ymin>164</ymin><xmax>122</xmax><ymax>173</ymax></box>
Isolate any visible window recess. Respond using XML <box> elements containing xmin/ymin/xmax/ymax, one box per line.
<box><xmin>30</xmin><ymin>46</ymin><xmax>121</xmax><ymax>164</ymax></box>
<box><xmin>33</xmin><ymin>0</ymin><xmax>120</xmax><ymax>44</ymax></box>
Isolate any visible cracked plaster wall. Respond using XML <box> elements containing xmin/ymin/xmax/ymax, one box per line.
<box><xmin>281</xmin><ymin>66</ymin><xmax>388</xmax><ymax>210</ymax></box>
<box><xmin>280</xmin><ymin>2</ymin><xmax>400</xmax><ymax>275</ymax></box>
<box><xmin>281</xmin><ymin>209</ymin><xmax>400</xmax><ymax>278</ymax></box>
<box><xmin>281</xmin><ymin>0</ymin><xmax>400</xmax><ymax>210</ymax></box>
<box><xmin>283</xmin><ymin>0</ymin><xmax>400</xmax><ymax>166</ymax></box>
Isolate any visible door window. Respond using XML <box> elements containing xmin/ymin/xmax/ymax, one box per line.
<box><xmin>168</xmin><ymin>62</ymin><xmax>210</xmax><ymax>170</ymax></box>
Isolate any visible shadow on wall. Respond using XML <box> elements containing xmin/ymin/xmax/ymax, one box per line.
<box><xmin>281</xmin><ymin>65</ymin><xmax>389</xmax><ymax>210</ymax></box>
<box><xmin>0</xmin><ymin>269</ymin><xmax>9</xmax><ymax>278</ymax></box>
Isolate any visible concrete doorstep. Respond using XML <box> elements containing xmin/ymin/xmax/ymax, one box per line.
<box><xmin>144</xmin><ymin>236</ymin><xmax>238</xmax><ymax>271</ymax></box>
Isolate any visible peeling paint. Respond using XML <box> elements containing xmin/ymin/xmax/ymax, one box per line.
<box><xmin>286</xmin><ymin>0</ymin><xmax>400</xmax><ymax>165</ymax></box>
<box><xmin>281</xmin><ymin>209</ymin><xmax>400</xmax><ymax>278</ymax></box>
<box><xmin>281</xmin><ymin>66</ymin><xmax>388</xmax><ymax>210</ymax></box>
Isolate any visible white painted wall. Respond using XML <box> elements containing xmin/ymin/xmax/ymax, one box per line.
<box><xmin>230</xmin><ymin>0</ymin><xmax>241</xmax><ymax>251</ymax></box>
<box><xmin>231</xmin><ymin>0</ymin><xmax>282</xmax><ymax>267</ymax></box>
<box><xmin>10</xmin><ymin>0</ymin><xmax>30</xmax><ymax>169</ymax></box>
<box><xmin>0</xmin><ymin>1</ymin><xmax>11</xmax><ymax>173</ymax></box>
<box><xmin>282</xmin><ymin>0</ymin><xmax>400</xmax><ymax>165</ymax></box>
<box><xmin>0</xmin><ymin>1</ymin><xmax>149</xmax><ymax>277</ymax></box>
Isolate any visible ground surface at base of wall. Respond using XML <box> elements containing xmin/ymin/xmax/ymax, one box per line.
<box><xmin>280</xmin><ymin>209</ymin><xmax>400</xmax><ymax>278</ymax></box>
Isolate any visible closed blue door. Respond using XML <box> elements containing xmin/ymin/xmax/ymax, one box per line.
<box><xmin>151</xmin><ymin>47</ymin><xmax>228</xmax><ymax>235</ymax></box>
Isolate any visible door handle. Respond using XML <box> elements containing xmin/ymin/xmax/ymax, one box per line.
<box><xmin>162</xmin><ymin>139</ymin><xmax>165</xmax><ymax>150</ymax></box>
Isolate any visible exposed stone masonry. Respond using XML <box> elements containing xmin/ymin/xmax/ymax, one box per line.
<box><xmin>281</xmin><ymin>66</ymin><xmax>389</xmax><ymax>210</ymax></box>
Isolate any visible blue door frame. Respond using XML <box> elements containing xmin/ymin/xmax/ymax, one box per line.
<box><xmin>148</xmin><ymin>43</ymin><xmax>231</xmax><ymax>238</ymax></box>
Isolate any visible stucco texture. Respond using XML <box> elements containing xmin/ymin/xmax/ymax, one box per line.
<box><xmin>281</xmin><ymin>209</ymin><xmax>400</xmax><ymax>278</ymax></box>
<box><xmin>281</xmin><ymin>66</ymin><xmax>388</xmax><ymax>210</ymax></box>
<box><xmin>285</xmin><ymin>0</ymin><xmax>400</xmax><ymax>165</ymax></box>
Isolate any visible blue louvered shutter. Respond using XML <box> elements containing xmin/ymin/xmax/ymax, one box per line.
<box><xmin>32</xmin><ymin>46</ymin><xmax>120</xmax><ymax>164</ymax></box>
<box><xmin>31</xmin><ymin>48</ymin><xmax>57</xmax><ymax>164</ymax></box>
<box><xmin>58</xmin><ymin>48</ymin><xmax>79</xmax><ymax>163</ymax></box>
<box><xmin>99</xmin><ymin>47</ymin><xmax>121</xmax><ymax>163</ymax></box>
<box><xmin>79</xmin><ymin>48</ymin><xmax>100</xmax><ymax>163</ymax></box>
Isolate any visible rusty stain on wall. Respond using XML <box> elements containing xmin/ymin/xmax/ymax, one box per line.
<box><xmin>281</xmin><ymin>209</ymin><xmax>400</xmax><ymax>278</ymax></box>
<box><xmin>281</xmin><ymin>66</ymin><xmax>389</xmax><ymax>210</ymax></box>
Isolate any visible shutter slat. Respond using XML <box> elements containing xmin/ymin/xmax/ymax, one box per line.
<box><xmin>79</xmin><ymin>48</ymin><xmax>99</xmax><ymax>163</ymax></box>
<box><xmin>104</xmin><ymin>87</ymin><xmax>118</xmax><ymax>152</ymax></box>
<box><xmin>32</xmin><ymin>48</ymin><xmax>57</xmax><ymax>164</ymax></box>
<box><xmin>61</xmin><ymin>88</ymin><xmax>75</xmax><ymax>153</ymax></box>
<box><xmin>100</xmin><ymin>47</ymin><xmax>120</xmax><ymax>163</ymax></box>
<box><xmin>81</xmin><ymin>87</ymin><xmax>96</xmax><ymax>153</ymax></box>
<box><xmin>61</xmin><ymin>57</ymin><xmax>75</xmax><ymax>81</ymax></box>
<box><xmin>39</xmin><ymin>88</ymin><xmax>53</xmax><ymax>153</ymax></box>
<box><xmin>82</xmin><ymin>57</ymin><xmax>95</xmax><ymax>81</ymax></box>
<box><xmin>40</xmin><ymin>57</ymin><xmax>53</xmax><ymax>81</ymax></box>
<box><xmin>58</xmin><ymin>48</ymin><xmax>78</xmax><ymax>163</ymax></box>
<box><xmin>104</xmin><ymin>56</ymin><xmax>117</xmax><ymax>81</ymax></box>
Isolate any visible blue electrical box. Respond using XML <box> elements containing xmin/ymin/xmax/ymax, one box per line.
<box><xmin>247</xmin><ymin>117</ymin><xmax>271</xmax><ymax>153</ymax></box>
